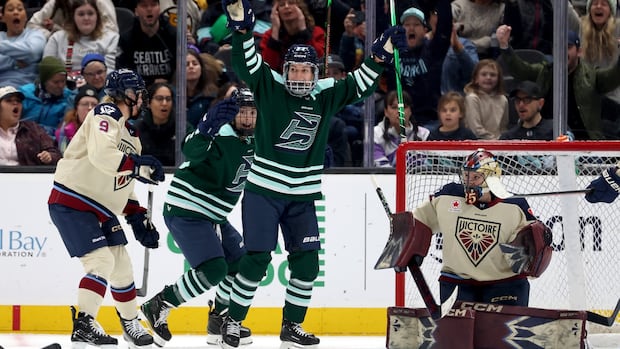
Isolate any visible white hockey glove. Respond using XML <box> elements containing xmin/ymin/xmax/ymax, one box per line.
<box><xmin>222</xmin><ymin>0</ymin><xmax>255</xmax><ymax>31</ymax></box>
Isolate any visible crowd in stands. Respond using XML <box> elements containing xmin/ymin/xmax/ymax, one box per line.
<box><xmin>0</xmin><ymin>0</ymin><xmax>619</xmax><ymax>169</ymax></box>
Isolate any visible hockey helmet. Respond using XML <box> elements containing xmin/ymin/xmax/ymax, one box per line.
<box><xmin>232</xmin><ymin>87</ymin><xmax>256</xmax><ymax>137</ymax></box>
<box><xmin>462</xmin><ymin>149</ymin><xmax>511</xmax><ymax>203</ymax></box>
<box><xmin>104</xmin><ymin>69</ymin><xmax>147</xmax><ymax>108</ymax></box>
<box><xmin>283</xmin><ymin>44</ymin><xmax>319</xmax><ymax>97</ymax></box>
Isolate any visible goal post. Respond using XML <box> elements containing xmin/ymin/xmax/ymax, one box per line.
<box><xmin>394</xmin><ymin>140</ymin><xmax>620</xmax><ymax>324</ymax></box>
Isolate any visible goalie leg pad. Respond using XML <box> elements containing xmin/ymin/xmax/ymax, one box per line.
<box><xmin>395</xmin><ymin>217</ymin><xmax>432</xmax><ymax>268</ymax></box>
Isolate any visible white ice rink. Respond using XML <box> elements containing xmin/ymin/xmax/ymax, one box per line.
<box><xmin>1</xmin><ymin>333</ymin><xmax>620</xmax><ymax>349</ymax></box>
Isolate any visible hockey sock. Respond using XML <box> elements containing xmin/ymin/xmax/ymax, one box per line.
<box><xmin>214</xmin><ymin>259</ymin><xmax>241</xmax><ymax>313</ymax></box>
<box><xmin>283</xmin><ymin>250</ymin><xmax>319</xmax><ymax>323</ymax></box>
<box><xmin>111</xmin><ymin>282</ymin><xmax>139</xmax><ymax>319</ymax></box>
<box><xmin>77</xmin><ymin>273</ymin><xmax>107</xmax><ymax>316</ymax></box>
<box><xmin>229</xmin><ymin>251</ymin><xmax>272</xmax><ymax>320</ymax></box>
<box><xmin>165</xmin><ymin>257</ymin><xmax>227</xmax><ymax>307</ymax></box>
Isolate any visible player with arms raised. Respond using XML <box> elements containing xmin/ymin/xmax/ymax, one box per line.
<box><xmin>219</xmin><ymin>0</ymin><xmax>407</xmax><ymax>348</ymax></box>
<box><xmin>396</xmin><ymin>149</ymin><xmax>552</xmax><ymax>307</ymax></box>
<box><xmin>48</xmin><ymin>69</ymin><xmax>165</xmax><ymax>349</ymax></box>
<box><xmin>139</xmin><ymin>88</ymin><xmax>257</xmax><ymax>347</ymax></box>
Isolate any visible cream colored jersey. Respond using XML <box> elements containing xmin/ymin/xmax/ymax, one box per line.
<box><xmin>50</xmin><ymin>103</ymin><xmax>140</xmax><ymax>219</ymax></box>
<box><xmin>414</xmin><ymin>182</ymin><xmax>537</xmax><ymax>282</ymax></box>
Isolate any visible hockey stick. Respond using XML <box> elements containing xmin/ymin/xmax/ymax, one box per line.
<box><xmin>323</xmin><ymin>0</ymin><xmax>333</xmax><ymax>78</ymax></box>
<box><xmin>503</xmin><ymin>188</ymin><xmax>593</xmax><ymax>199</ymax></box>
<box><xmin>370</xmin><ymin>176</ymin><xmax>456</xmax><ymax>319</ymax></box>
<box><xmin>586</xmin><ymin>298</ymin><xmax>620</xmax><ymax>326</ymax></box>
<box><xmin>388</xmin><ymin>0</ymin><xmax>407</xmax><ymax>142</ymax></box>
<box><xmin>136</xmin><ymin>185</ymin><xmax>154</xmax><ymax>297</ymax></box>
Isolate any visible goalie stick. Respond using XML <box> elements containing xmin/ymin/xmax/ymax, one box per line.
<box><xmin>371</xmin><ymin>176</ymin><xmax>456</xmax><ymax>320</ymax></box>
<box><xmin>499</xmin><ymin>188</ymin><xmax>593</xmax><ymax>199</ymax></box>
<box><xmin>136</xmin><ymin>185</ymin><xmax>153</xmax><ymax>297</ymax></box>
<box><xmin>586</xmin><ymin>298</ymin><xmax>620</xmax><ymax>326</ymax></box>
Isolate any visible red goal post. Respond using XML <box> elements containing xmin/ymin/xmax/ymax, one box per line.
<box><xmin>394</xmin><ymin>140</ymin><xmax>620</xmax><ymax>323</ymax></box>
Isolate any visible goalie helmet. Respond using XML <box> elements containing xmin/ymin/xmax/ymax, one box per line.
<box><xmin>231</xmin><ymin>87</ymin><xmax>256</xmax><ymax>137</ymax></box>
<box><xmin>104</xmin><ymin>69</ymin><xmax>147</xmax><ymax>114</ymax></box>
<box><xmin>283</xmin><ymin>44</ymin><xmax>319</xmax><ymax>97</ymax></box>
<box><xmin>462</xmin><ymin>149</ymin><xmax>511</xmax><ymax>203</ymax></box>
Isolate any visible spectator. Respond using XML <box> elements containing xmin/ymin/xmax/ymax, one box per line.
<box><xmin>259</xmin><ymin>0</ymin><xmax>325</xmax><ymax>73</ymax></box>
<box><xmin>497</xmin><ymin>25</ymin><xmax>620</xmax><ymax>139</ymax></box>
<box><xmin>134</xmin><ymin>82</ymin><xmax>176</xmax><ymax>166</ymax></box>
<box><xmin>56</xmin><ymin>84</ymin><xmax>98</xmax><ymax>153</ymax></box>
<box><xmin>428</xmin><ymin>91</ymin><xmax>477</xmax><ymax>140</ymax></box>
<box><xmin>159</xmin><ymin>0</ymin><xmax>202</xmax><ymax>37</ymax></box>
<box><xmin>0</xmin><ymin>86</ymin><xmax>61</xmax><ymax>165</ymax></box>
<box><xmin>463</xmin><ymin>59</ymin><xmax>509</xmax><ymax>140</ymax></box>
<box><xmin>19</xmin><ymin>56</ymin><xmax>73</xmax><ymax>137</ymax></box>
<box><xmin>383</xmin><ymin>1</ymin><xmax>452</xmax><ymax>130</ymax></box>
<box><xmin>437</xmin><ymin>16</ymin><xmax>479</xmax><ymax>95</ymax></box>
<box><xmin>374</xmin><ymin>90</ymin><xmax>430</xmax><ymax>167</ymax></box>
<box><xmin>42</xmin><ymin>0</ymin><xmax>118</xmax><ymax>88</ymax></box>
<box><xmin>451</xmin><ymin>0</ymin><xmax>505</xmax><ymax>59</ymax></box>
<box><xmin>27</xmin><ymin>0</ymin><xmax>117</xmax><ymax>39</ymax></box>
<box><xmin>502</xmin><ymin>0</ymin><xmax>554</xmax><ymax>55</ymax></box>
<box><xmin>117</xmin><ymin>0</ymin><xmax>176</xmax><ymax>87</ymax></box>
<box><xmin>580</xmin><ymin>0</ymin><xmax>620</xmax><ymax>139</ymax></box>
<box><xmin>185</xmin><ymin>47</ymin><xmax>216</xmax><ymax>129</ymax></box>
<box><xmin>0</xmin><ymin>0</ymin><xmax>46</xmax><ymax>88</ymax></box>
<box><xmin>338</xmin><ymin>10</ymin><xmax>365</xmax><ymax>72</ymax></box>
<box><xmin>500</xmin><ymin>80</ymin><xmax>554</xmax><ymax>140</ymax></box>
<box><xmin>80</xmin><ymin>53</ymin><xmax>108</xmax><ymax>98</ymax></box>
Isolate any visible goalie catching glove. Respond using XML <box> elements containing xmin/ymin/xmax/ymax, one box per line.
<box><xmin>500</xmin><ymin>221</ymin><xmax>552</xmax><ymax>277</ymax></box>
<box><xmin>222</xmin><ymin>0</ymin><xmax>255</xmax><ymax>31</ymax></box>
<box><xmin>585</xmin><ymin>166</ymin><xmax>620</xmax><ymax>203</ymax></box>
<box><xmin>124</xmin><ymin>201</ymin><xmax>159</xmax><ymax>249</ymax></box>
<box><xmin>371</xmin><ymin>25</ymin><xmax>408</xmax><ymax>65</ymax></box>
<box><xmin>198</xmin><ymin>95</ymin><xmax>239</xmax><ymax>139</ymax></box>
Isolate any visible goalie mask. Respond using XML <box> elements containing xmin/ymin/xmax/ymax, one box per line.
<box><xmin>283</xmin><ymin>44</ymin><xmax>319</xmax><ymax>97</ymax></box>
<box><xmin>462</xmin><ymin>149</ymin><xmax>511</xmax><ymax>204</ymax></box>
<box><xmin>104</xmin><ymin>69</ymin><xmax>147</xmax><ymax>118</ymax></box>
<box><xmin>231</xmin><ymin>87</ymin><xmax>256</xmax><ymax>137</ymax></box>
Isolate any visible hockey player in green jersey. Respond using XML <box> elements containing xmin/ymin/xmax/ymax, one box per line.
<box><xmin>219</xmin><ymin>0</ymin><xmax>408</xmax><ymax>348</ymax></box>
<box><xmin>140</xmin><ymin>88</ymin><xmax>256</xmax><ymax>347</ymax></box>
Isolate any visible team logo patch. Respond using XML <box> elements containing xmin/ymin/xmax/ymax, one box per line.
<box><xmin>455</xmin><ymin>217</ymin><xmax>500</xmax><ymax>266</ymax></box>
<box><xmin>449</xmin><ymin>200</ymin><xmax>462</xmax><ymax>212</ymax></box>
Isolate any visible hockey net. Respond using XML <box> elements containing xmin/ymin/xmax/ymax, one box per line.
<box><xmin>394</xmin><ymin>141</ymin><xmax>620</xmax><ymax>329</ymax></box>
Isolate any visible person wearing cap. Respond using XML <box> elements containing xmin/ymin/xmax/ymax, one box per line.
<box><xmin>0</xmin><ymin>0</ymin><xmax>47</xmax><ymax>88</ymax></box>
<box><xmin>0</xmin><ymin>85</ymin><xmax>61</xmax><ymax>166</ymax></box>
<box><xmin>383</xmin><ymin>0</ymin><xmax>452</xmax><ymax>130</ymax></box>
<box><xmin>496</xmin><ymin>25</ymin><xmax>620</xmax><ymax>140</ymax></box>
<box><xmin>259</xmin><ymin>0</ymin><xmax>325</xmax><ymax>74</ymax></box>
<box><xmin>55</xmin><ymin>84</ymin><xmax>99</xmax><ymax>153</ymax></box>
<box><xmin>499</xmin><ymin>81</ymin><xmax>554</xmax><ymax>140</ymax></box>
<box><xmin>27</xmin><ymin>0</ymin><xmax>118</xmax><ymax>39</ymax></box>
<box><xmin>338</xmin><ymin>10</ymin><xmax>366</xmax><ymax>72</ymax></box>
<box><xmin>81</xmin><ymin>53</ymin><xmax>108</xmax><ymax>98</ymax></box>
<box><xmin>117</xmin><ymin>0</ymin><xmax>177</xmax><ymax>87</ymax></box>
<box><xmin>19</xmin><ymin>56</ymin><xmax>73</xmax><ymax>138</ymax></box>
<box><xmin>42</xmin><ymin>0</ymin><xmax>118</xmax><ymax>82</ymax></box>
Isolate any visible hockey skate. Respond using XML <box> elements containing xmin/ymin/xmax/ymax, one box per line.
<box><xmin>279</xmin><ymin>319</ymin><xmax>320</xmax><ymax>349</ymax></box>
<box><xmin>140</xmin><ymin>292</ymin><xmax>173</xmax><ymax>347</ymax></box>
<box><xmin>206</xmin><ymin>301</ymin><xmax>253</xmax><ymax>345</ymax></box>
<box><xmin>118</xmin><ymin>312</ymin><xmax>154</xmax><ymax>348</ymax></box>
<box><xmin>70</xmin><ymin>306</ymin><xmax>118</xmax><ymax>349</ymax></box>
<box><xmin>218</xmin><ymin>316</ymin><xmax>242</xmax><ymax>349</ymax></box>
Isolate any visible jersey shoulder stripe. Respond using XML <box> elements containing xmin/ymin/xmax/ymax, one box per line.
<box><xmin>94</xmin><ymin>103</ymin><xmax>123</xmax><ymax>121</ymax></box>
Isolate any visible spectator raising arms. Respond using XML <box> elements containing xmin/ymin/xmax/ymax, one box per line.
<box><xmin>259</xmin><ymin>0</ymin><xmax>325</xmax><ymax>73</ymax></box>
<box><xmin>0</xmin><ymin>86</ymin><xmax>61</xmax><ymax>166</ymax></box>
<box><xmin>0</xmin><ymin>0</ymin><xmax>47</xmax><ymax>89</ymax></box>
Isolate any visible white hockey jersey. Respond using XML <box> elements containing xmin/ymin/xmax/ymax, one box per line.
<box><xmin>414</xmin><ymin>182</ymin><xmax>537</xmax><ymax>282</ymax></box>
<box><xmin>49</xmin><ymin>103</ymin><xmax>141</xmax><ymax>220</ymax></box>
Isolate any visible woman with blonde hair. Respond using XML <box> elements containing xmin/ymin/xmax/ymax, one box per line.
<box><xmin>463</xmin><ymin>59</ymin><xmax>508</xmax><ymax>139</ymax></box>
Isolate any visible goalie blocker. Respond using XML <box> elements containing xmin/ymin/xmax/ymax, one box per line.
<box><xmin>386</xmin><ymin>302</ymin><xmax>587</xmax><ymax>349</ymax></box>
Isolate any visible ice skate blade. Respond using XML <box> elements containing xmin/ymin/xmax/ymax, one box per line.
<box><xmin>71</xmin><ymin>343</ymin><xmax>117</xmax><ymax>349</ymax></box>
<box><xmin>208</xmin><ymin>334</ymin><xmax>252</xmax><ymax>345</ymax></box>
<box><xmin>216</xmin><ymin>338</ymin><xmax>239</xmax><ymax>349</ymax></box>
<box><xmin>279</xmin><ymin>341</ymin><xmax>319</xmax><ymax>349</ymax></box>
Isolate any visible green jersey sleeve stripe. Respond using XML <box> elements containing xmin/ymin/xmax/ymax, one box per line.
<box><xmin>170</xmin><ymin>177</ymin><xmax>236</xmax><ymax>210</ymax></box>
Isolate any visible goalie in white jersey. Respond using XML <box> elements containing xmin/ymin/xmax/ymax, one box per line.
<box><xmin>407</xmin><ymin>149</ymin><xmax>552</xmax><ymax>307</ymax></box>
<box><xmin>48</xmin><ymin>69</ymin><xmax>165</xmax><ymax>349</ymax></box>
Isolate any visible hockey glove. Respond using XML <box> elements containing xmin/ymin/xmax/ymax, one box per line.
<box><xmin>126</xmin><ymin>212</ymin><xmax>159</xmax><ymax>249</ymax></box>
<box><xmin>371</xmin><ymin>25</ymin><xmax>408</xmax><ymax>65</ymax></box>
<box><xmin>222</xmin><ymin>0</ymin><xmax>255</xmax><ymax>31</ymax></box>
<box><xmin>127</xmin><ymin>154</ymin><xmax>165</xmax><ymax>185</ymax></box>
<box><xmin>585</xmin><ymin>167</ymin><xmax>620</xmax><ymax>203</ymax></box>
<box><xmin>198</xmin><ymin>96</ymin><xmax>239</xmax><ymax>139</ymax></box>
